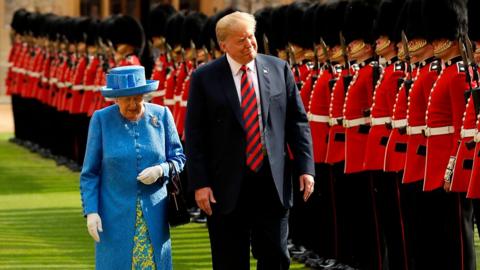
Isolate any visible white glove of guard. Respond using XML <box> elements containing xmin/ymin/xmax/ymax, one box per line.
<box><xmin>444</xmin><ymin>156</ymin><xmax>456</xmax><ymax>184</ymax></box>
<box><xmin>137</xmin><ymin>165</ymin><xmax>163</xmax><ymax>185</ymax></box>
<box><xmin>87</xmin><ymin>213</ymin><xmax>102</xmax><ymax>242</ymax></box>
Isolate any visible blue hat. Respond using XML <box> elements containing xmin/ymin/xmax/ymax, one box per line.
<box><xmin>101</xmin><ymin>66</ymin><xmax>159</xmax><ymax>98</ymax></box>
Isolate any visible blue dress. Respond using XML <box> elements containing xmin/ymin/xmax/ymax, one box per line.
<box><xmin>80</xmin><ymin>103</ymin><xmax>185</xmax><ymax>270</ymax></box>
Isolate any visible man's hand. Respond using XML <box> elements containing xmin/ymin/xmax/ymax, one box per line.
<box><xmin>299</xmin><ymin>174</ymin><xmax>315</xmax><ymax>202</ymax></box>
<box><xmin>195</xmin><ymin>187</ymin><xmax>216</xmax><ymax>216</ymax></box>
<box><xmin>137</xmin><ymin>165</ymin><xmax>163</xmax><ymax>185</ymax></box>
<box><xmin>87</xmin><ymin>213</ymin><xmax>103</xmax><ymax>242</ymax></box>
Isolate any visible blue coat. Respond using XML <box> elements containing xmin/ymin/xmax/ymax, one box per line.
<box><xmin>80</xmin><ymin>103</ymin><xmax>185</xmax><ymax>269</ymax></box>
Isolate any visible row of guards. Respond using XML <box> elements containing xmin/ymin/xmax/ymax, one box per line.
<box><xmin>5</xmin><ymin>0</ymin><xmax>480</xmax><ymax>269</ymax></box>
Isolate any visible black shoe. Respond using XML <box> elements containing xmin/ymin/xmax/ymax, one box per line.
<box><xmin>290</xmin><ymin>245</ymin><xmax>307</xmax><ymax>257</ymax></box>
<box><xmin>305</xmin><ymin>257</ymin><xmax>326</xmax><ymax>268</ymax></box>
<box><xmin>192</xmin><ymin>215</ymin><xmax>207</xmax><ymax>223</ymax></box>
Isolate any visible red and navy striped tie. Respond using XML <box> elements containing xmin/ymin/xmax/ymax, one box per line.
<box><xmin>240</xmin><ymin>65</ymin><xmax>264</xmax><ymax>172</ymax></box>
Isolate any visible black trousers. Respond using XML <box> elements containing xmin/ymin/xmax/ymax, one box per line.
<box><xmin>305</xmin><ymin>163</ymin><xmax>337</xmax><ymax>258</ymax></box>
<box><xmin>417</xmin><ymin>190</ymin><xmax>475</xmax><ymax>270</ymax></box>
<box><xmin>207</xmin><ymin>160</ymin><xmax>290</xmax><ymax>270</ymax></box>
<box><xmin>372</xmin><ymin>171</ymin><xmax>408</xmax><ymax>270</ymax></box>
<box><xmin>333</xmin><ymin>163</ymin><xmax>381</xmax><ymax>270</ymax></box>
<box><xmin>400</xmin><ymin>180</ymin><xmax>423</xmax><ymax>270</ymax></box>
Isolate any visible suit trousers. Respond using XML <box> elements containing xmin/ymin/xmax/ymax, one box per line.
<box><xmin>207</xmin><ymin>160</ymin><xmax>290</xmax><ymax>270</ymax></box>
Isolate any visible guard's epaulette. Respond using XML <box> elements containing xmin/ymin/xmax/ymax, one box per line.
<box><xmin>394</xmin><ymin>61</ymin><xmax>405</xmax><ymax>72</ymax></box>
<box><xmin>429</xmin><ymin>60</ymin><xmax>441</xmax><ymax>72</ymax></box>
<box><xmin>456</xmin><ymin>62</ymin><xmax>466</xmax><ymax>73</ymax></box>
<box><xmin>334</xmin><ymin>65</ymin><xmax>343</xmax><ymax>73</ymax></box>
<box><xmin>369</xmin><ymin>61</ymin><xmax>379</xmax><ymax>67</ymax></box>
<box><xmin>306</xmin><ymin>62</ymin><xmax>314</xmax><ymax>70</ymax></box>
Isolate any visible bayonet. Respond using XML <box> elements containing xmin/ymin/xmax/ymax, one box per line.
<box><xmin>339</xmin><ymin>32</ymin><xmax>353</xmax><ymax>92</ymax></box>
<box><xmin>210</xmin><ymin>39</ymin><xmax>216</xmax><ymax>60</ymax></box>
<box><xmin>190</xmin><ymin>40</ymin><xmax>198</xmax><ymax>68</ymax></box>
<box><xmin>263</xmin><ymin>34</ymin><xmax>270</xmax><ymax>55</ymax></box>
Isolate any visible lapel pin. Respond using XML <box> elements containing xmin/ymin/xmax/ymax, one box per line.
<box><xmin>263</xmin><ymin>67</ymin><xmax>269</xmax><ymax>74</ymax></box>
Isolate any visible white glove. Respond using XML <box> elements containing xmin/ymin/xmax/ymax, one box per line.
<box><xmin>137</xmin><ymin>165</ymin><xmax>163</xmax><ymax>185</ymax></box>
<box><xmin>444</xmin><ymin>156</ymin><xmax>456</xmax><ymax>184</ymax></box>
<box><xmin>87</xmin><ymin>213</ymin><xmax>103</xmax><ymax>242</ymax></box>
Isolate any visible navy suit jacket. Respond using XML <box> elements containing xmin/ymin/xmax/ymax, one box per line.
<box><xmin>185</xmin><ymin>54</ymin><xmax>315</xmax><ymax>214</ymax></box>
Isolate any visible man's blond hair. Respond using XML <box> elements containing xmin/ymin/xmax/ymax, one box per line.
<box><xmin>216</xmin><ymin>11</ymin><xmax>256</xmax><ymax>43</ymax></box>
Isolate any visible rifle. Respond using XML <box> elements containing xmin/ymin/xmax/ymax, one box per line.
<box><xmin>263</xmin><ymin>34</ymin><xmax>270</xmax><ymax>55</ymax></box>
<box><xmin>180</xmin><ymin>47</ymin><xmax>188</xmax><ymax>75</ymax></box>
<box><xmin>288</xmin><ymin>43</ymin><xmax>303</xmax><ymax>89</ymax></box>
<box><xmin>190</xmin><ymin>40</ymin><xmax>198</xmax><ymax>69</ymax></box>
<box><xmin>210</xmin><ymin>39</ymin><xmax>217</xmax><ymax>60</ymax></box>
<box><xmin>339</xmin><ymin>32</ymin><xmax>353</xmax><ymax>92</ymax></box>
<box><xmin>401</xmin><ymin>31</ymin><xmax>414</xmax><ymax>96</ymax></box>
<box><xmin>460</xmin><ymin>35</ymin><xmax>480</xmax><ymax>116</ymax></box>
<box><xmin>202</xmin><ymin>45</ymin><xmax>209</xmax><ymax>63</ymax></box>
<box><xmin>320</xmin><ymin>38</ymin><xmax>333</xmax><ymax>74</ymax></box>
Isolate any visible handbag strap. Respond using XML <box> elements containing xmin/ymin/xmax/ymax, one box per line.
<box><xmin>167</xmin><ymin>161</ymin><xmax>182</xmax><ymax>193</ymax></box>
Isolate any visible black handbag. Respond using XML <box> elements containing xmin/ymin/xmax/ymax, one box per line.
<box><xmin>166</xmin><ymin>161</ymin><xmax>190</xmax><ymax>227</ymax></box>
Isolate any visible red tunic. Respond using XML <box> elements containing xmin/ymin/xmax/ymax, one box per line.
<box><xmin>37</xmin><ymin>50</ymin><xmax>52</xmax><ymax>104</ymax></box>
<box><xmin>300</xmin><ymin>68</ymin><xmax>319</xmax><ymax>111</ymax></box>
<box><xmin>424</xmin><ymin>59</ymin><xmax>468</xmax><ymax>191</ymax></box>
<box><xmin>150</xmin><ymin>54</ymin><xmax>169</xmax><ymax>105</ymax></box>
<box><xmin>343</xmin><ymin>62</ymin><xmax>374</xmax><ymax>174</ymax></box>
<box><xmin>5</xmin><ymin>41</ymin><xmax>21</xmax><ymax>96</ymax></box>
<box><xmin>80</xmin><ymin>55</ymin><xmax>99</xmax><ymax>114</ymax></box>
<box><xmin>173</xmin><ymin>61</ymin><xmax>193</xmax><ymax>119</ymax></box>
<box><xmin>325</xmin><ymin>66</ymin><xmax>354</xmax><ymax>164</ymax></box>
<box><xmin>27</xmin><ymin>47</ymin><xmax>44</xmax><ymax>99</ymax></box>
<box><xmin>68</xmin><ymin>55</ymin><xmax>88</xmax><ymax>114</ymax></box>
<box><xmin>403</xmin><ymin>59</ymin><xmax>440</xmax><ymax>183</ymax></box>
<box><xmin>308</xmin><ymin>66</ymin><xmax>334</xmax><ymax>163</ymax></box>
<box><xmin>364</xmin><ymin>61</ymin><xmax>405</xmax><ymax>170</ymax></box>
<box><xmin>450</xmin><ymin>96</ymin><xmax>476</xmax><ymax>192</ymax></box>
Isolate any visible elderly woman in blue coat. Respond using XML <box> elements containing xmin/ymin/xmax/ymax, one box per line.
<box><xmin>80</xmin><ymin>65</ymin><xmax>185</xmax><ymax>269</ymax></box>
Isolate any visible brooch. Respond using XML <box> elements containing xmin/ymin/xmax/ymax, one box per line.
<box><xmin>150</xmin><ymin>114</ymin><xmax>160</xmax><ymax>127</ymax></box>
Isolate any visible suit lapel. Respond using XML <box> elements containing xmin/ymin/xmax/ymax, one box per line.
<box><xmin>219</xmin><ymin>56</ymin><xmax>245</xmax><ymax>129</ymax></box>
<box><xmin>255</xmin><ymin>55</ymin><xmax>271</xmax><ymax>128</ymax></box>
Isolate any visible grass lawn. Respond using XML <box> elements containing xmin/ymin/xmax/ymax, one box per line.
<box><xmin>0</xmin><ymin>133</ymin><xmax>306</xmax><ymax>269</ymax></box>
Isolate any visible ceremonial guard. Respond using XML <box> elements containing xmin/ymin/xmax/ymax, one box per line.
<box><xmin>366</xmin><ymin>1</ymin><xmax>408</xmax><ymax>270</ymax></box>
<box><xmin>467</xmin><ymin>0</ymin><xmax>480</xmax><ymax>239</ymax></box>
<box><xmin>341</xmin><ymin>1</ymin><xmax>384</xmax><ymax>269</ymax></box>
<box><xmin>148</xmin><ymin>4</ymin><xmax>177</xmax><ymax>105</ymax></box>
<box><xmin>422</xmin><ymin>0</ymin><xmax>475</xmax><ymax>269</ymax></box>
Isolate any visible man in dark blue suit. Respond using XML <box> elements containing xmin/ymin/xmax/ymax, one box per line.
<box><xmin>185</xmin><ymin>11</ymin><xmax>315</xmax><ymax>270</ymax></box>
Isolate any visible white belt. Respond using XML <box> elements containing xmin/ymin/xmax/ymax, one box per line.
<box><xmin>180</xmin><ymin>100</ymin><xmax>187</xmax><ymax>107</ymax></box>
<box><xmin>308</xmin><ymin>113</ymin><xmax>329</xmax><ymax>123</ymax></box>
<box><xmin>461</xmin><ymin>128</ymin><xmax>476</xmax><ymax>138</ymax></box>
<box><xmin>29</xmin><ymin>71</ymin><xmax>41</xmax><ymax>78</ymax></box>
<box><xmin>343</xmin><ymin>117</ymin><xmax>370</xmax><ymax>128</ymax></box>
<box><xmin>407</xmin><ymin>125</ymin><xmax>426</xmax><ymax>135</ymax></box>
<box><xmin>370</xmin><ymin>117</ymin><xmax>391</xmax><ymax>126</ymax></box>
<box><xmin>392</xmin><ymin>119</ymin><xmax>407</xmax><ymax>128</ymax></box>
<box><xmin>164</xmin><ymin>99</ymin><xmax>175</xmax><ymax>105</ymax></box>
<box><xmin>83</xmin><ymin>85</ymin><xmax>96</xmax><ymax>91</ymax></box>
<box><xmin>41</xmin><ymin>77</ymin><xmax>49</xmax><ymax>83</ymax></box>
<box><xmin>72</xmin><ymin>85</ymin><xmax>83</xmax><ymax>91</ymax></box>
<box><xmin>474</xmin><ymin>131</ymin><xmax>480</xmax><ymax>143</ymax></box>
<box><xmin>174</xmin><ymin>95</ymin><xmax>182</xmax><ymax>102</ymax></box>
<box><xmin>150</xmin><ymin>90</ymin><xmax>166</xmax><ymax>97</ymax></box>
<box><xmin>423</xmin><ymin>126</ymin><xmax>454</xmax><ymax>137</ymax></box>
<box><xmin>65</xmin><ymin>82</ymin><xmax>73</xmax><ymax>87</ymax></box>
<box><xmin>329</xmin><ymin>117</ymin><xmax>342</xmax><ymax>127</ymax></box>
<box><xmin>56</xmin><ymin>82</ymin><xmax>65</xmax><ymax>88</ymax></box>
